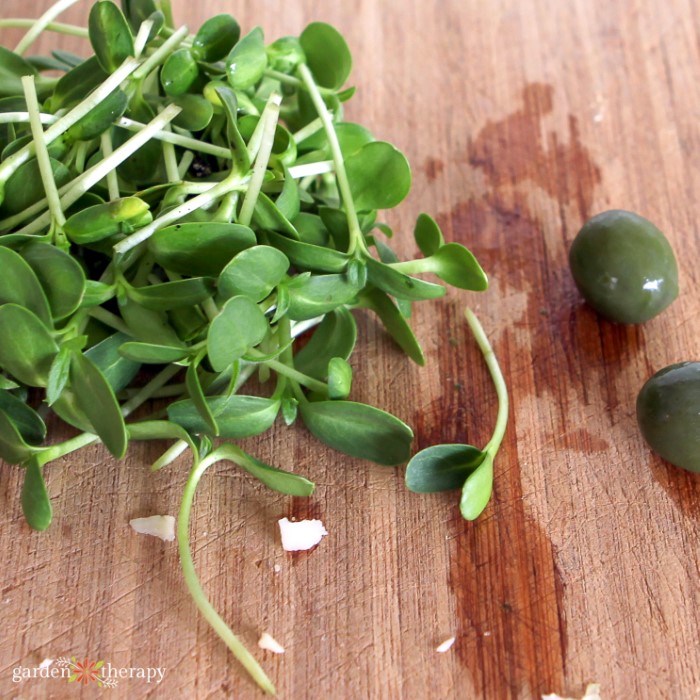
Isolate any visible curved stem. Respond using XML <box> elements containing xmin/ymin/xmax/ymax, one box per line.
<box><xmin>0</xmin><ymin>19</ymin><xmax>88</xmax><ymax>37</ymax></box>
<box><xmin>239</xmin><ymin>93</ymin><xmax>282</xmax><ymax>226</ymax></box>
<box><xmin>14</xmin><ymin>0</ymin><xmax>83</xmax><ymax>55</ymax></box>
<box><xmin>297</xmin><ymin>64</ymin><xmax>365</xmax><ymax>255</ymax></box>
<box><xmin>178</xmin><ymin>454</ymin><xmax>276</xmax><ymax>696</ymax></box>
<box><xmin>21</xmin><ymin>76</ymin><xmax>65</xmax><ymax>228</ymax></box>
<box><xmin>464</xmin><ymin>308</ymin><xmax>508</xmax><ymax>455</ymax></box>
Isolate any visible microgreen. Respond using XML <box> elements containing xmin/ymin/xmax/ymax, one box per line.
<box><xmin>0</xmin><ymin>2</ymin><xmax>498</xmax><ymax>695</ymax></box>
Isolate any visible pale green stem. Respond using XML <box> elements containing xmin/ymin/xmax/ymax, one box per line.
<box><xmin>151</xmin><ymin>439</ymin><xmax>189</xmax><ymax>471</ymax></box>
<box><xmin>464</xmin><ymin>308</ymin><xmax>509</xmax><ymax>455</ymax></box>
<box><xmin>122</xmin><ymin>383</ymin><xmax>186</xmax><ymax>400</ymax></box>
<box><xmin>178</xmin><ymin>452</ymin><xmax>276</xmax><ymax>696</ymax></box>
<box><xmin>100</xmin><ymin>133</ymin><xmax>121</xmax><ymax>201</ymax></box>
<box><xmin>113</xmin><ymin>172</ymin><xmax>240</xmax><ymax>254</ymax></box>
<box><xmin>0</xmin><ymin>58</ymin><xmax>139</xmax><ymax>186</ymax></box>
<box><xmin>245</xmin><ymin>350</ymin><xmax>327</xmax><ymax>394</ymax></box>
<box><xmin>38</xmin><ymin>432</ymin><xmax>99</xmax><ymax>466</ymax></box>
<box><xmin>246</xmin><ymin>93</ymin><xmax>283</xmax><ymax>160</ymax></box>
<box><xmin>239</xmin><ymin>93</ymin><xmax>282</xmax><ymax>226</ymax></box>
<box><xmin>133</xmin><ymin>25</ymin><xmax>189</xmax><ymax>81</ymax></box>
<box><xmin>121</xmin><ymin>365</ymin><xmax>182</xmax><ymax>417</ymax></box>
<box><xmin>14</xmin><ymin>0</ymin><xmax>83</xmax><ymax>55</ymax></box>
<box><xmin>21</xmin><ymin>76</ymin><xmax>65</xmax><ymax>228</ymax></box>
<box><xmin>133</xmin><ymin>19</ymin><xmax>154</xmax><ymax>57</ymax></box>
<box><xmin>297</xmin><ymin>64</ymin><xmax>364</xmax><ymax>255</ymax></box>
<box><xmin>87</xmin><ymin>306</ymin><xmax>132</xmax><ymax>335</ymax></box>
<box><xmin>291</xmin><ymin>116</ymin><xmax>325</xmax><ymax>144</ymax></box>
<box><xmin>177</xmin><ymin>150</ymin><xmax>195</xmax><ymax>179</ymax></box>
<box><xmin>201</xmin><ymin>298</ymin><xmax>220</xmax><ymax>322</ymax></box>
<box><xmin>288</xmin><ymin>160</ymin><xmax>334</xmax><ymax>179</ymax></box>
<box><xmin>264</xmin><ymin>69</ymin><xmax>334</xmax><ymax>95</ymax></box>
<box><xmin>14</xmin><ymin>105</ymin><xmax>181</xmax><ymax>236</ymax></box>
<box><xmin>74</xmin><ymin>141</ymin><xmax>88</xmax><ymax>174</ymax></box>
<box><xmin>161</xmin><ymin>125</ymin><xmax>181</xmax><ymax>182</ymax></box>
<box><xmin>0</xmin><ymin>19</ymin><xmax>88</xmax><ymax>37</ymax></box>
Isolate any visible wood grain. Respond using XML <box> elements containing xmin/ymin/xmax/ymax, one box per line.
<box><xmin>1</xmin><ymin>1</ymin><xmax>699</xmax><ymax>698</ymax></box>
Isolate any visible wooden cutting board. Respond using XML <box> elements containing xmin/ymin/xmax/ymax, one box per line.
<box><xmin>1</xmin><ymin>1</ymin><xmax>699</xmax><ymax>698</ymax></box>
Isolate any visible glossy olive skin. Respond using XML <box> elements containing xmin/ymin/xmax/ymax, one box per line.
<box><xmin>569</xmin><ymin>210</ymin><xmax>679</xmax><ymax>324</ymax></box>
<box><xmin>637</xmin><ymin>362</ymin><xmax>700</xmax><ymax>473</ymax></box>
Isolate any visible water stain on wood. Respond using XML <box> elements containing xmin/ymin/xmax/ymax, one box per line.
<box><xmin>422</xmin><ymin>156</ymin><xmax>445</xmax><ymax>181</ymax></box>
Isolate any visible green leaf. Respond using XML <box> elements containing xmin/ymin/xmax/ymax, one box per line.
<box><xmin>70</xmin><ymin>351</ymin><xmax>128</xmax><ymax>459</ymax></box>
<box><xmin>358</xmin><ymin>288</ymin><xmax>424</xmax><ymax>365</ymax></box>
<box><xmin>127</xmin><ymin>419</ymin><xmax>198</xmax><ymax>454</ymax></box>
<box><xmin>327</xmin><ymin>357</ymin><xmax>352</xmax><ymax>399</ymax></box>
<box><xmin>169</xmin><ymin>394</ymin><xmax>280</xmax><ymax>438</ymax></box>
<box><xmin>126</xmin><ymin>277</ymin><xmax>215</xmax><ymax>311</ymax></box>
<box><xmin>85</xmin><ymin>332</ymin><xmax>140</xmax><ymax>392</ymax></box>
<box><xmin>294</xmin><ymin>307</ymin><xmax>357</xmax><ymax>380</ymax></box>
<box><xmin>0</xmin><ymin>46</ymin><xmax>37</xmax><ymax>99</ymax></box>
<box><xmin>266</xmin><ymin>36</ymin><xmax>305</xmax><ymax>74</ymax></box>
<box><xmin>219</xmin><ymin>246</ymin><xmax>289</xmax><ymax>302</ymax></box>
<box><xmin>21</xmin><ymin>458</ymin><xmax>52</xmax><ymax>531</ymax></box>
<box><xmin>299</xmin><ymin>22</ymin><xmax>352</xmax><ymax>90</ymax></box>
<box><xmin>212</xmin><ymin>85</ymin><xmax>250</xmax><ymax>173</ymax></box>
<box><xmin>119</xmin><ymin>341</ymin><xmax>189</xmax><ymax>364</ymax></box>
<box><xmin>0</xmin><ymin>246</ymin><xmax>53</xmax><ymax>325</ymax></box>
<box><xmin>2</xmin><ymin>157</ymin><xmax>72</xmax><ymax>217</ymax></box>
<box><xmin>365</xmin><ymin>257</ymin><xmax>446</xmax><ymax>302</ymax></box>
<box><xmin>414</xmin><ymin>213</ymin><xmax>445</xmax><ymax>257</ymax></box>
<box><xmin>186</xmin><ymin>351</ymin><xmax>218</xmax><ymax>435</ymax></box>
<box><xmin>0</xmin><ymin>389</ymin><xmax>46</xmax><ymax>444</ymax></box>
<box><xmin>265</xmin><ymin>231</ymin><xmax>349</xmax><ymax>273</ymax></box>
<box><xmin>81</xmin><ymin>281</ymin><xmax>116</xmax><ymax>308</ymax></box>
<box><xmin>120</xmin><ymin>297</ymin><xmax>183</xmax><ymax>347</ymax></box>
<box><xmin>50</xmin><ymin>56</ymin><xmax>109</xmax><ymax>110</ymax></box>
<box><xmin>292</xmin><ymin>213</ymin><xmax>330</xmax><ymax>246</ymax></box>
<box><xmin>422</xmin><ymin>243</ymin><xmax>489</xmax><ymax>291</ymax></box>
<box><xmin>161</xmin><ymin>48</ymin><xmax>200</xmax><ymax>96</ymax></box>
<box><xmin>149</xmin><ymin>223</ymin><xmax>256</xmax><ymax>276</ymax></box>
<box><xmin>214</xmin><ymin>443</ymin><xmax>314</xmax><ymax>496</ymax></box>
<box><xmin>89</xmin><ymin>0</ymin><xmax>135</xmax><ymax>73</ymax></box>
<box><xmin>170</xmin><ymin>94</ymin><xmax>214</xmax><ymax>132</ymax></box>
<box><xmin>193</xmin><ymin>14</ymin><xmax>241</xmax><ymax>62</ymax></box>
<box><xmin>46</xmin><ymin>348</ymin><xmax>72</xmax><ymax>406</ymax></box>
<box><xmin>286</xmin><ymin>273</ymin><xmax>362</xmax><ymax>321</ymax></box>
<box><xmin>0</xmin><ymin>409</ymin><xmax>42</xmax><ymax>464</ymax></box>
<box><xmin>113</xmin><ymin>96</ymin><xmax>162</xmax><ymax>184</ymax></box>
<box><xmin>346</xmin><ymin>141</ymin><xmax>411</xmax><ymax>211</ymax></box>
<box><xmin>66</xmin><ymin>89</ymin><xmax>129</xmax><ymax>142</ymax></box>
<box><xmin>405</xmin><ymin>444</ymin><xmax>485</xmax><ymax>493</ymax></box>
<box><xmin>300</xmin><ymin>400</ymin><xmax>413</xmax><ymax>466</ymax></box>
<box><xmin>21</xmin><ymin>241</ymin><xmax>86</xmax><ymax>320</ymax></box>
<box><xmin>207</xmin><ymin>296</ymin><xmax>268</xmax><ymax>371</ymax></box>
<box><xmin>64</xmin><ymin>196</ymin><xmax>152</xmax><ymax>244</ymax></box>
<box><xmin>226</xmin><ymin>27</ymin><xmax>267</xmax><ymax>90</ymax></box>
<box><xmin>0</xmin><ymin>305</ymin><xmax>58</xmax><ymax>386</ymax></box>
<box><xmin>252</xmin><ymin>192</ymin><xmax>300</xmax><ymax>239</ymax></box>
<box><xmin>460</xmin><ymin>453</ymin><xmax>493</xmax><ymax>520</ymax></box>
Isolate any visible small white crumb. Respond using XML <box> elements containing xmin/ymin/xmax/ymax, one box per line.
<box><xmin>258</xmin><ymin>632</ymin><xmax>285</xmax><ymax>654</ymax></box>
<box><xmin>593</xmin><ymin>113</ymin><xmax>603</xmax><ymax>123</ymax></box>
<box><xmin>542</xmin><ymin>683</ymin><xmax>601</xmax><ymax>700</ymax></box>
<box><xmin>39</xmin><ymin>659</ymin><xmax>53</xmax><ymax>670</ymax></box>
<box><xmin>273</xmin><ymin>564</ymin><xmax>281</xmax><ymax>573</ymax></box>
<box><xmin>483</xmin><ymin>631</ymin><xmax>492</xmax><ymax>637</ymax></box>
<box><xmin>129</xmin><ymin>515</ymin><xmax>176</xmax><ymax>541</ymax></box>
<box><xmin>435</xmin><ymin>636</ymin><xmax>455</xmax><ymax>653</ymax></box>
<box><xmin>278</xmin><ymin>517</ymin><xmax>327</xmax><ymax>551</ymax></box>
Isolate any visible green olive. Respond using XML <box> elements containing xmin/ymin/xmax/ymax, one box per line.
<box><xmin>636</xmin><ymin>362</ymin><xmax>700</xmax><ymax>473</ymax></box>
<box><xmin>569</xmin><ymin>210</ymin><xmax>679</xmax><ymax>324</ymax></box>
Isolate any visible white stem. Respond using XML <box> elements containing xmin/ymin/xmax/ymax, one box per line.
<box><xmin>239</xmin><ymin>94</ymin><xmax>282</xmax><ymax>226</ymax></box>
<box><xmin>287</xmin><ymin>160</ymin><xmax>334</xmax><ymax>179</ymax></box>
<box><xmin>177</xmin><ymin>151</ymin><xmax>195</xmax><ymax>179</ymax></box>
<box><xmin>0</xmin><ymin>19</ymin><xmax>88</xmax><ymax>38</ymax></box>
<box><xmin>246</xmin><ymin>95</ymin><xmax>282</xmax><ymax>160</ymax></box>
<box><xmin>0</xmin><ymin>58</ymin><xmax>140</xmax><ymax>185</ymax></box>
<box><xmin>292</xmin><ymin>116</ymin><xmax>326</xmax><ymax>144</ymax></box>
<box><xmin>14</xmin><ymin>0</ymin><xmax>84</xmax><ymax>55</ymax></box>
<box><xmin>21</xmin><ymin>76</ymin><xmax>66</xmax><ymax>227</ymax></box>
<box><xmin>162</xmin><ymin>125</ymin><xmax>181</xmax><ymax>182</ymax></box>
<box><xmin>100</xmin><ymin>133</ymin><xmax>121</xmax><ymax>201</ymax></box>
<box><xmin>133</xmin><ymin>19</ymin><xmax>154</xmax><ymax>57</ymax></box>
<box><xmin>15</xmin><ymin>106</ymin><xmax>181</xmax><ymax>236</ymax></box>
<box><xmin>113</xmin><ymin>172</ymin><xmax>240</xmax><ymax>254</ymax></box>
<box><xmin>133</xmin><ymin>25</ymin><xmax>189</xmax><ymax>81</ymax></box>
